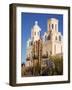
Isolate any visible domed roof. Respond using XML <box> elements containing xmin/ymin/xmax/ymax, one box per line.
<box><xmin>32</xmin><ymin>21</ymin><xmax>41</xmax><ymax>32</ymax></box>
<box><xmin>48</xmin><ymin>18</ymin><xmax>58</xmax><ymax>23</ymax></box>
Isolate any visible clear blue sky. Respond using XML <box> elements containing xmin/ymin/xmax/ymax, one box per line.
<box><xmin>21</xmin><ymin>12</ymin><xmax>63</xmax><ymax>63</ymax></box>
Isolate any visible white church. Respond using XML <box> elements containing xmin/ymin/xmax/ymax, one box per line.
<box><xmin>25</xmin><ymin>18</ymin><xmax>63</xmax><ymax>67</ymax></box>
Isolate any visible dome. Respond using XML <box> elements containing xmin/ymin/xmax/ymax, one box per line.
<box><xmin>48</xmin><ymin>18</ymin><xmax>58</xmax><ymax>24</ymax></box>
<box><xmin>32</xmin><ymin>21</ymin><xmax>41</xmax><ymax>32</ymax></box>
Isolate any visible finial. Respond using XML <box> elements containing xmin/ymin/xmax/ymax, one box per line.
<box><xmin>35</xmin><ymin>21</ymin><xmax>38</xmax><ymax>25</ymax></box>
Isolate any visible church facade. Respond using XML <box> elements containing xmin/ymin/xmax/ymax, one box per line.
<box><xmin>25</xmin><ymin>18</ymin><xmax>63</xmax><ymax>67</ymax></box>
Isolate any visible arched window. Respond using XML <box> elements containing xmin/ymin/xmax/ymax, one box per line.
<box><xmin>52</xmin><ymin>24</ymin><xmax>54</xmax><ymax>29</ymax></box>
<box><xmin>55</xmin><ymin>36</ymin><xmax>57</xmax><ymax>40</ymax></box>
<box><xmin>47</xmin><ymin>35</ymin><xmax>51</xmax><ymax>40</ymax></box>
<box><xmin>54</xmin><ymin>45</ymin><xmax>56</xmax><ymax>54</ymax></box>
<box><xmin>31</xmin><ymin>41</ymin><xmax>33</xmax><ymax>45</ymax></box>
<box><xmin>49</xmin><ymin>24</ymin><xmax>50</xmax><ymax>29</ymax></box>
<box><xmin>35</xmin><ymin>32</ymin><xmax>36</xmax><ymax>35</ymax></box>
<box><xmin>45</xmin><ymin>35</ymin><xmax>47</xmax><ymax>41</ymax></box>
<box><xmin>46</xmin><ymin>51</ymin><xmax>48</xmax><ymax>57</ymax></box>
<box><xmin>55</xmin><ymin>24</ymin><xmax>57</xmax><ymax>30</ymax></box>
<box><xmin>59</xmin><ymin>35</ymin><xmax>61</xmax><ymax>41</ymax></box>
<box><xmin>38</xmin><ymin>32</ymin><xmax>40</xmax><ymax>36</ymax></box>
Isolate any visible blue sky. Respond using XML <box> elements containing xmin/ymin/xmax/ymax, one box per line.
<box><xmin>21</xmin><ymin>12</ymin><xmax>63</xmax><ymax>63</ymax></box>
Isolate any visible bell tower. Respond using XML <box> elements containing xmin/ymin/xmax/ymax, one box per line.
<box><xmin>47</xmin><ymin>18</ymin><xmax>58</xmax><ymax>32</ymax></box>
<box><xmin>31</xmin><ymin>21</ymin><xmax>41</xmax><ymax>42</ymax></box>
